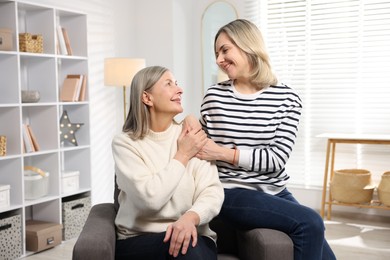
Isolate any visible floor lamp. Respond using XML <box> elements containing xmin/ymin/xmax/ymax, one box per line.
<box><xmin>104</xmin><ymin>58</ymin><xmax>146</xmax><ymax>121</ymax></box>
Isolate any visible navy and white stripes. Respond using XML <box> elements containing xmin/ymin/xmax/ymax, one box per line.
<box><xmin>200</xmin><ymin>80</ymin><xmax>302</xmax><ymax>195</ymax></box>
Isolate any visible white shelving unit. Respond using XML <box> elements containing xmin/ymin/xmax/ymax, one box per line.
<box><xmin>0</xmin><ymin>0</ymin><xmax>90</xmax><ymax>258</ymax></box>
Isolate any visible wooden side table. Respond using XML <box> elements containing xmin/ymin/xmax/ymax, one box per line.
<box><xmin>318</xmin><ymin>133</ymin><xmax>390</xmax><ymax>220</ymax></box>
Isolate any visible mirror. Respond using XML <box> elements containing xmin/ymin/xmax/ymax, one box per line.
<box><xmin>201</xmin><ymin>1</ymin><xmax>238</xmax><ymax>95</ymax></box>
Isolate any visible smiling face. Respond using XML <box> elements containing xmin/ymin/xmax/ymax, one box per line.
<box><xmin>215</xmin><ymin>32</ymin><xmax>252</xmax><ymax>82</ymax></box>
<box><xmin>142</xmin><ymin>70</ymin><xmax>183</xmax><ymax>119</ymax></box>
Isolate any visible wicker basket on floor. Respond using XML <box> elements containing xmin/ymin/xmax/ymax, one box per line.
<box><xmin>330</xmin><ymin>169</ymin><xmax>375</xmax><ymax>204</ymax></box>
<box><xmin>19</xmin><ymin>33</ymin><xmax>43</xmax><ymax>53</ymax></box>
<box><xmin>378</xmin><ymin>171</ymin><xmax>390</xmax><ymax>207</ymax></box>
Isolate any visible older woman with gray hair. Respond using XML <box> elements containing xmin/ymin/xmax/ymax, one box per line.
<box><xmin>112</xmin><ymin>66</ymin><xmax>224</xmax><ymax>260</ymax></box>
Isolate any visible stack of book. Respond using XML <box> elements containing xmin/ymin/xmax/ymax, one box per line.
<box><xmin>22</xmin><ymin>124</ymin><xmax>40</xmax><ymax>153</ymax></box>
<box><xmin>60</xmin><ymin>74</ymin><xmax>87</xmax><ymax>102</ymax></box>
<box><xmin>56</xmin><ymin>25</ymin><xmax>72</xmax><ymax>55</ymax></box>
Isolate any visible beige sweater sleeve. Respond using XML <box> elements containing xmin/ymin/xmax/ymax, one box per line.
<box><xmin>186</xmin><ymin>159</ymin><xmax>224</xmax><ymax>225</ymax></box>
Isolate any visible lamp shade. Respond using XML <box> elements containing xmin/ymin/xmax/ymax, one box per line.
<box><xmin>104</xmin><ymin>58</ymin><xmax>145</xmax><ymax>87</ymax></box>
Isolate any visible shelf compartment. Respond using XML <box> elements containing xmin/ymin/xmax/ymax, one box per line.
<box><xmin>59</xmin><ymin>104</ymin><xmax>90</xmax><ymax>148</ymax></box>
<box><xmin>25</xmin><ymin>199</ymin><xmax>60</xmax><ymax>224</ymax></box>
<box><xmin>56</xmin><ymin>10</ymin><xmax>87</xmax><ymax>57</ymax></box>
<box><xmin>20</xmin><ymin>55</ymin><xmax>57</xmax><ymax>103</ymax></box>
<box><xmin>57</xmin><ymin>59</ymin><xmax>89</xmax><ymax>102</ymax></box>
<box><xmin>23</xmin><ymin>152</ymin><xmax>60</xmax><ymax>201</ymax></box>
<box><xmin>17</xmin><ymin>2</ymin><xmax>55</xmax><ymax>54</ymax></box>
<box><xmin>60</xmin><ymin>148</ymin><xmax>91</xmax><ymax>193</ymax></box>
<box><xmin>0</xmin><ymin>107</ymin><xmax>21</xmax><ymax>155</ymax></box>
<box><xmin>0</xmin><ymin>1</ymin><xmax>17</xmax><ymax>52</ymax></box>
<box><xmin>0</xmin><ymin>54</ymin><xmax>19</xmax><ymax>104</ymax></box>
<box><xmin>0</xmin><ymin>158</ymin><xmax>23</xmax><ymax>211</ymax></box>
<box><xmin>22</xmin><ymin>105</ymin><xmax>58</xmax><ymax>152</ymax></box>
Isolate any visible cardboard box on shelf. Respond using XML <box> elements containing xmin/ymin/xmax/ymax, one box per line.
<box><xmin>0</xmin><ymin>28</ymin><xmax>13</xmax><ymax>51</ymax></box>
<box><xmin>25</xmin><ymin>220</ymin><xmax>63</xmax><ymax>252</ymax></box>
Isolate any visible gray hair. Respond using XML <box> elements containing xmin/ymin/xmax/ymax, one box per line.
<box><xmin>123</xmin><ymin>66</ymin><xmax>169</xmax><ymax>139</ymax></box>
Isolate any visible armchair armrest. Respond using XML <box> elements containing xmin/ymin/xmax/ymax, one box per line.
<box><xmin>72</xmin><ymin>203</ymin><xmax>117</xmax><ymax>260</ymax></box>
<box><xmin>237</xmin><ymin>228</ymin><xmax>294</xmax><ymax>260</ymax></box>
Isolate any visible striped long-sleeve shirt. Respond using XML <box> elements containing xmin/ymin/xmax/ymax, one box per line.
<box><xmin>200</xmin><ymin>80</ymin><xmax>302</xmax><ymax>195</ymax></box>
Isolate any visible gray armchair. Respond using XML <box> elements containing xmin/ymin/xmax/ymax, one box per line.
<box><xmin>73</xmin><ymin>179</ymin><xmax>293</xmax><ymax>260</ymax></box>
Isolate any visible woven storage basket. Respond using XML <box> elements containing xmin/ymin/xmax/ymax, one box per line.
<box><xmin>0</xmin><ymin>135</ymin><xmax>6</xmax><ymax>156</ymax></box>
<box><xmin>330</xmin><ymin>169</ymin><xmax>375</xmax><ymax>204</ymax></box>
<box><xmin>19</xmin><ymin>33</ymin><xmax>43</xmax><ymax>53</ymax></box>
<box><xmin>378</xmin><ymin>171</ymin><xmax>390</xmax><ymax>206</ymax></box>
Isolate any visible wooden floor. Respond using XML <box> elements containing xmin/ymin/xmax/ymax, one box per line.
<box><xmin>324</xmin><ymin>212</ymin><xmax>390</xmax><ymax>260</ymax></box>
<box><xmin>22</xmin><ymin>212</ymin><xmax>390</xmax><ymax>260</ymax></box>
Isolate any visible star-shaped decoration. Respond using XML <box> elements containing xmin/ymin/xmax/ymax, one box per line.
<box><xmin>59</xmin><ymin>110</ymin><xmax>83</xmax><ymax>146</ymax></box>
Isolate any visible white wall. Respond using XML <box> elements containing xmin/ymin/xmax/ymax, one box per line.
<box><xmin>132</xmin><ymin>0</ymin><xmax>246</xmax><ymax>120</ymax></box>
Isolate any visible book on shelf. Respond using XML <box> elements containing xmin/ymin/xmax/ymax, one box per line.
<box><xmin>27</xmin><ymin>124</ymin><xmax>40</xmax><ymax>151</ymax></box>
<box><xmin>60</xmin><ymin>77</ymin><xmax>79</xmax><ymax>102</ymax></box>
<box><xmin>22</xmin><ymin>124</ymin><xmax>34</xmax><ymax>153</ymax></box>
<box><xmin>60</xmin><ymin>75</ymin><xmax>84</xmax><ymax>102</ymax></box>
<box><xmin>22</xmin><ymin>124</ymin><xmax>40</xmax><ymax>153</ymax></box>
<box><xmin>73</xmin><ymin>75</ymin><xmax>87</xmax><ymax>101</ymax></box>
<box><xmin>62</xmin><ymin>27</ymin><xmax>73</xmax><ymax>55</ymax></box>
<box><xmin>56</xmin><ymin>25</ymin><xmax>68</xmax><ymax>55</ymax></box>
<box><xmin>79</xmin><ymin>75</ymin><xmax>87</xmax><ymax>101</ymax></box>
<box><xmin>60</xmin><ymin>74</ymin><xmax>87</xmax><ymax>102</ymax></box>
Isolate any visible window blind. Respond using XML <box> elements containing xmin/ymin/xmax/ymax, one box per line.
<box><xmin>254</xmin><ymin>0</ymin><xmax>390</xmax><ymax>187</ymax></box>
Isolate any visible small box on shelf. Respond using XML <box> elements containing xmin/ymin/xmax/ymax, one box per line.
<box><xmin>0</xmin><ymin>184</ymin><xmax>10</xmax><ymax>209</ymax></box>
<box><xmin>25</xmin><ymin>220</ymin><xmax>63</xmax><ymax>252</ymax></box>
<box><xmin>0</xmin><ymin>28</ymin><xmax>13</xmax><ymax>51</ymax></box>
<box><xmin>61</xmin><ymin>170</ymin><xmax>80</xmax><ymax>194</ymax></box>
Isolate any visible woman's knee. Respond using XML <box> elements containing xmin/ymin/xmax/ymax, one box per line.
<box><xmin>174</xmin><ymin>236</ymin><xmax>217</xmax><ymax>260</ymax></box>
<box><xmin>301</xmin><ymin>207</ymin><xmax>325</xmax><ymax>235</ymax></box>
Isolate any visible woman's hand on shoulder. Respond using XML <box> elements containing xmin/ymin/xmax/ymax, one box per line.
<box><xmin>164</xmin><ymin>211</ymin><xmax>200</xmax><ymax>257</ymax></box>
<box><xmin>182</xmin><ymin>114</ymin><xmax>202</xmax><ymax>133</ymax></box>
<box><xmin>175</xmin><ymin>128</ymin><xmax>207</xmax><ymax>166</ymax></box>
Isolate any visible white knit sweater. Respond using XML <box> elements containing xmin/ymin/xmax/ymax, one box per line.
<box><xmin>112</xmin><ymin>122</ymin><xmax>224</xmax><ymax>241</ymax></box>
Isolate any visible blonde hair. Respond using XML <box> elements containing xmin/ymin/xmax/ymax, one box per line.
<box><xmin>123</xmin><ymin>66</ymin><xmax>169</xmax><ymax>139</ymax></box>
<box><xmin>215</xmin><ymin>19</ymin><xmax>277</xmax><ymax>88</ymax></box>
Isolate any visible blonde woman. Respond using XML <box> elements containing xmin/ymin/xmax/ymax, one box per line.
<box><xmin>112</xmin><ymin>66</ymin><xmax>224</xmax><ymax>260</ymax></box>
<box><xmin>197</xmin><ymin>19</ymin><xmax>336</xmax><ymax>260</ymax></box>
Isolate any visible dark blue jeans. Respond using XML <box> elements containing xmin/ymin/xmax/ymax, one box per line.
<box><xmin>115</xmin><ymin>232</ymin><xmax>217</xmax><ymax>260</ymax></box>
<box><xmin>220</xmin><ymin>188</ymin><xmax>336</xmax><ymax>260</ymax></box>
